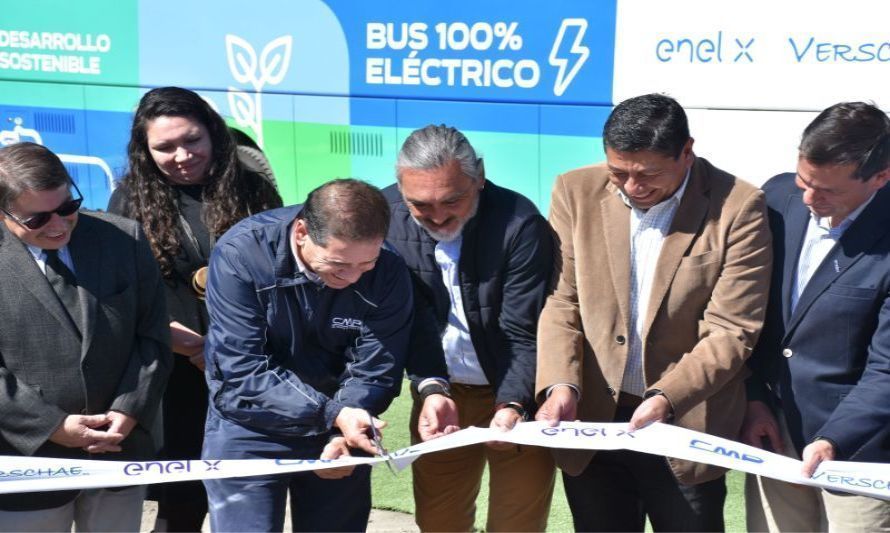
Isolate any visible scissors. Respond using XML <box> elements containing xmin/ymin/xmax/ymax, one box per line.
<box><xmin>368</xmin><ymin>412</ymin><xmax>397</xmax><ymax>474</ymax></box>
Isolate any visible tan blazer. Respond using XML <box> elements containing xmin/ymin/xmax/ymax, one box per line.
<box><xmin>536</xmin><ymin>157</ymin><xmax>772</xmax><ymax>484</ymax></box>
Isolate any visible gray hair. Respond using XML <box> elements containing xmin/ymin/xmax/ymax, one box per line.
<box><xmin>0</xmin><ymin>142</ymin><xmax>71</xmax><ymax>210</ymax></box>
<box><xmin>396</xmin><ymin>124</ymin><xmax>484</xmax><ymax>182</ymax></box>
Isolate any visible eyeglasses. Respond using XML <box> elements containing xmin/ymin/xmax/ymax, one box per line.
<box><xmin>1</xmin><ymin>180</ymin><xmax>84</xmax><ymax>230</ymax></box>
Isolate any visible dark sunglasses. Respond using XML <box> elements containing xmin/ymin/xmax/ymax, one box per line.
<box><xmin>2</xmin><ymin>180</ymin><xmax>84</xmax><ymax>230</ymax></box>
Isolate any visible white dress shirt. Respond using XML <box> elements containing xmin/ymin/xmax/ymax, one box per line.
<box><xmin>619</xmin><ymin>172</ymin><xmax>690</xmax><ymax>397</ymax></box>
<box><xmin>434</xmin><ymin>235</ymin><xmax>489</xmax><ymax>385</ymax></box>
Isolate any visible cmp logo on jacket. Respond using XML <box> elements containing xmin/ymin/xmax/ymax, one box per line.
<box><xmin>331</xmin><ymin>317</ymin><xmax>364</xmax><ymax>331</ymax></box>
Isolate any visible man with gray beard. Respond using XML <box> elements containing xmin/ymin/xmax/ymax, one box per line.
<box><xmin>383</xmin><ymin>124</ymin><xmax>556</xmax><ymax>532</ymax></box>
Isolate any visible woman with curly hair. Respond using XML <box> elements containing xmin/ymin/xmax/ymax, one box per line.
<box><xmin>108</xmin><ymin>86</ymin><xmax>282</xmax><ymax>531</ymax></box>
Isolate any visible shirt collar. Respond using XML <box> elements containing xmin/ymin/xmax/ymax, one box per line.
<box><xmin>434</xmin><ymin>233</ymin><xmax>462</xmax><ymax>258</ymax></box>
<box><xmin>617</xmin><ymin>166</ymin><xmax>691</xmax><ymax>212</ymax></box>
<box><xmin>27</xmin><ymin>243</ymin><xmax>69</xmax><ymax>260</ymax></box>
<box><xmin>26</xmin><ymin>243</ymin><xmax>45</xmax><ymax>260</ymax></box>
<box><xmin>26</xmin><ymin>244</ymin><xmax>74</xmax><ymax>274</ymax></box>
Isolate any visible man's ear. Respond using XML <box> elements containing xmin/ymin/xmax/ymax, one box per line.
<box><xmin>293</xmin><ymin>218</ymin><xmax>309</xmax><ymax>245</ymax></box>
<box><xmin>472</xmin><ymin>158</ymin><xmax>486</xmax><ymax>191</ymax></box>
<box><xmin>870</xmin><ymin>167</ymin><xmax>890</xmax><ymax>189</ymax></box>
<box><xmin>682</xmin><ymin>137</ymin><xmax>695</xmax><ymax>164</ymax></box>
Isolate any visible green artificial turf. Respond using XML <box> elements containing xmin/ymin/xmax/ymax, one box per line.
<box><xmin>374</xmin><ymin>382</ymin><xmax>747</xmax><ymax>531</ymax></box>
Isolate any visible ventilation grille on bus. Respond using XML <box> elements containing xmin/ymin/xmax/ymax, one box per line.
<box><xmin>329</xmin><ymin>131</ymin><xmax>383</xmax><ymax>157</ymax></box>
<box><xmin>34</xmin><ymin>112</ymin><xmax>76</xmax><ymax>134</ymax></box>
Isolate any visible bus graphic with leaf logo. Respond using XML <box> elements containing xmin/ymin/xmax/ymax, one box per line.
<box><xmin>0</xmin><ymin>0</ymin><xmax>883</xmax><ymax>210</ymax></box>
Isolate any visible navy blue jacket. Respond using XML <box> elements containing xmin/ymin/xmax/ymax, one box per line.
<box><xmin>748</xmin><ymin>173</ymin><xmax>890</xmax><ymax>462</ymax></box>
<box><xmin>204</xmin><ymin>205</ymin><xmax>413</xmax><ymax>437</ymax></box>
<box><xmin>383</xmin><ymin>181</ymin><xmax>554</xmax><ymax>413</ymax></box>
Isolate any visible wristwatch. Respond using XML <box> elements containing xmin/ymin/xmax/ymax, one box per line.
<box><xmin>644</xmin><ymin>389</ymin><xmax>675</xmax><ymax>421</ymax></box>
<box><xmin>499</xmin><ymin>402</ymin><xmax>529</xmax><ymax>421</ymax></box>
<box><xmin>418</xmin><ymin>380</ymin><xmax>452</xmax><ymax>401</ymax></box>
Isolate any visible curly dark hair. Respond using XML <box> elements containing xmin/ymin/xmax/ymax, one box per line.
<box><xmin>120</xmin><ymin>87</ymin><xmax>282</xmax><ymax>276</ymax></box>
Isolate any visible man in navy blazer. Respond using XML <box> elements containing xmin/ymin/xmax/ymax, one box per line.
<box><xmin>742</xmin><ymin>102</ymin><xmax>890</xmax><ymax>531</ymax></box>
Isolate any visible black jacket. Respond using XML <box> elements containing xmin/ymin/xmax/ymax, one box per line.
<box><xmin>384</xmin><ymin>181</ymin><xmax>554</xmax><ymax>412</ymax></box>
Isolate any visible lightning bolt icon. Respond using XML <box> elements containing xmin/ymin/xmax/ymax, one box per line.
<box><xmin>549</xmin><ymin>18</ymin><xmax>590</xmax><ymax>97</ymax></box>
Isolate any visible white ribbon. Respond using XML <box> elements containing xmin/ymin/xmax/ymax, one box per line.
<box><xmin>1</xmin><ymin>422</ymin><xmax>888</xmax><ymax>500</ymax></box>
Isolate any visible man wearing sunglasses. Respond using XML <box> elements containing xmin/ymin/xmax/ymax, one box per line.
<box><xmin>0</xmin><ymin>142</ymin><xmax>171</xmax><ymax>531</ymax></box>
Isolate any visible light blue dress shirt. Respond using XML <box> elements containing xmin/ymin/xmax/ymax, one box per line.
<box><xmin>26</xmin><ymin>244</ymin><xmax>76</xmax><ymax>276</ymax></box>
<box><xmin>792</xmin><ymin>194</ymin><xmax>875</xmax><ymax>312</ymax></box>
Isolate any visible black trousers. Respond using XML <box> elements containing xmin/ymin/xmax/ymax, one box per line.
<box><xmin>154</xmin><ymin>356</ymin><xmax>209</xmax><ymax>532</ymax></box>
<box><xmin>562</xmin><ymin>407</ymin><xmax>726</xmax><ymax>532</ymax></box>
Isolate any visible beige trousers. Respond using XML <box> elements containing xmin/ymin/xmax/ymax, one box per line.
<box><xmin>410</xmin><ymin>384</ymin><xmax>555</xmax><ymax>532</ymax></box>
<box><xmin>746</xmin><ymin>410</ymin><xmax>890</xmax><ymax>532</ymax></box>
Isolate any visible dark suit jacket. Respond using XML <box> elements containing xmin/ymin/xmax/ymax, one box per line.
<box><xmin>0</xmin><ymin>211</ymin><xmax>171</xmax><ymax>510</ymax></box>
<box><xmin>749</xmin><ymin>173</ymin><xmax>890</xmax><ymax>463</ymax></box>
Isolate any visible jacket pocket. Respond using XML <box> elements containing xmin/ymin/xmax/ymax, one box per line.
<box><xmin>678</xmin><ymin>250</ymin><xmax>719</xmax><ymax>268</ymax></box>
<box><xmin>826</xmin><ymin>284</ymin><xmax>877</xmax><ymax>300</ymax></box>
